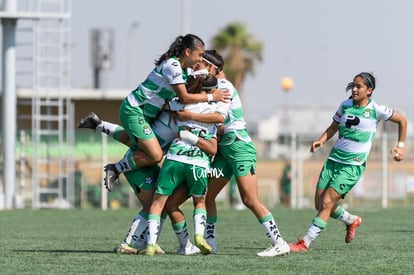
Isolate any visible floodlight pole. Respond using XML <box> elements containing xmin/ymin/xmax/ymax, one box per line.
<box><xmin>181</xmin><ymin>0</ymin><xmax>189</xmax><ymax>34</ymax></box>
<box><xmin>290</xmin><ymin>132</ymin><xmax>297</xmax><ymax>209</ymax></box>
<box><xmin>1</xmin><ymin>0</ymin><xmax>17</xmax><ymax>209</ymax></box>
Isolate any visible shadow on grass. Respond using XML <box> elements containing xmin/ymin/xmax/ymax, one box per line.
<box><xmin>13</xmin><ymin>249</ymin><xmax>113</xmax><ymax>254</ymax></box>
<box><xmin>390</xmin><ymin>229</ymin><xmax>414</xmax><ymax>233</ymax></box>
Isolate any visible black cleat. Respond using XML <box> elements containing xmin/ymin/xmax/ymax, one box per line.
<box><xmin>104</xmin><ymin>164</ymin><xmax>119</xmax><ymax>191</ymax></box>
<box><xmin>78</xmin><ymin>112</ymin><xmax>101</xmax><ymax>129</ymax></box>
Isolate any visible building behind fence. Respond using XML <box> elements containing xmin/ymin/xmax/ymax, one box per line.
<box><xmin>2</xmin><ymin>123</ymin><xmax>413</xmax><ymax>210</ymax></box>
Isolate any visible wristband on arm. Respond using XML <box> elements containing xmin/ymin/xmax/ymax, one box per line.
<box><xmin>180</xmin><ymin>130</ymin><xmax>198</xmax><ymax>145</ymax></box>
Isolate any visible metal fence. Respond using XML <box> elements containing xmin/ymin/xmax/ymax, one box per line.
<box><xmin>255</xmin><ymin>126</ymin><xmax>414</xmax><ymax>209</ymax></box>
<box><xmin>1</xmin><ymin>127</ymin><xmax>413</xmax><ymax>209</ymax></box>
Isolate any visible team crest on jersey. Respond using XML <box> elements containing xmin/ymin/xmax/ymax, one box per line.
<box><xmin>144</xmin><ymin>176</ymin><xmax>153</xmax><ymax>185</ymax></box>
<box><xmin>363</xmin><ymin>109</ymin><xmax>371</xmax><ymax>118</ymax></box>
<box><xmin>143</xmin><ymin>126</ymin><xmax>152</xmax><ymax>135</ymax></box>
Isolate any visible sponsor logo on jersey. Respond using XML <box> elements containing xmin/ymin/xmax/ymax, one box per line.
<box><xmin>353</xmin><ymin>157</ymin><xmax>361</xmax><ymax>163</ymax></box>
<box><xmin>335</xmin><ymin>111</ymin><xmax>342</xmax><ymax>119</ymax></box>
<box><xmin>172</xmin><ymin>72</ymin><xmax>182</xmax><ymax>80</ymax></box>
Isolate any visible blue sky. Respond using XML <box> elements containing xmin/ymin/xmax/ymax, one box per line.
<box><xmin>71</xmin><ymin>0</ymin><xmax>414</xmax><ymax>122</ymax></box>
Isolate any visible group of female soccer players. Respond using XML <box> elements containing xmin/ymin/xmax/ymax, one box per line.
<box><xmin>79</xmin><ymin>34</ymin><xmax>406</xmax><ymax>257</ymax></box>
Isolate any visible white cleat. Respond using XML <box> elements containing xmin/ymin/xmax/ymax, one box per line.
<box><xmin>176</xmin><ymin>240</ymin><xmax>201</xmax><ymax>256</ymax></box>
<box><xmin>257</xmin><ymin>241</ymin><xmax>290</xmax><ymax>257</ymax></box>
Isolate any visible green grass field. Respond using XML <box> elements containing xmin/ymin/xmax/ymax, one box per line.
<box><xmin>1</xmin><ymin>207</ymin><xmax>413</xmax><ymax>274</ymax></box>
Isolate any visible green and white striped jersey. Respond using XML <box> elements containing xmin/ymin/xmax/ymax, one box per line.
<box><xmin>329</xmin><ymin>98</ymin><xmax>393</xmax><ymax>165</ymax></box>
<box><xmin>218</xmin><ymin>78</ymin><xmax>246</xmax><ymax>132</ymax></box>
<box><xmin>166</xmin><ymin>100</ymin><xmax>217</xmax><ymax>169</ymax></box>
<box><xmin>126</xmin><ymin>57</ymin><xmax>187</xmax><ymax>122</ymax></box>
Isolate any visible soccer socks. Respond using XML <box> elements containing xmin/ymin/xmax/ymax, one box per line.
<box><xmin>122</xmin><ymin>217</ymin><xmax>140</xmax><ymax>246</ymax></box>
<box><xmin>205</xmin><ymin>215</ymin><xmax>217</xmax><ymax>241</ymax></box>
<box><xmin>331</xmin><ymin>204</ymin><xmax>356</xmax><ymax>225</ymax></box>
<box><xmin>258</xmin><ymin>213</ymin><xmax>285</xmax><ymax>245</ymax></box>
<box><xmin>123</xmin><ymin>211</ymin><xmax>148</xmax><ymax>246</ymax></box>
<box><xmin>193</xmin><ymin>208</ymin><xmax>207</xmax><ymax>236</ymax></box>
<box><xmin>147</xmin><ymin>214</ymin><xmax>161</xmax><ymax>245</ymax></box>
<box><xmin>115</xmin><ymin>149</ymin><xmax>135</xmax><ymax>173</ymax></box>
<box><xmin>97</xmin><ymin>120</ymin><xmax>120</xmax><ymax>137</ymax></box>
<box><xmin>303</xmin><ymin>216</ymin><xmax>327</xmax><ymax>248</ymax></box>
<box><xmin>173</xmin><ymin>220</ymin><xmax>189</xmax><ymax>247</ymax></box>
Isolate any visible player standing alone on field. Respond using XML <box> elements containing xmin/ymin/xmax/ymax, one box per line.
<box><xmin>289</xmin><ymin>72</ymin><xmax>407</xmax><ymax>252</ymax></box>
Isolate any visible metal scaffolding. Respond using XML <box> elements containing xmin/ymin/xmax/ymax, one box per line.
<box><xmin>0</xmin><ymin>0</ymin><xmax>73</xmax><ymax>209</ymax></box>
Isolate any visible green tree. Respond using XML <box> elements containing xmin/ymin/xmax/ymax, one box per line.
<box><xmin>210</xmin><ymin>22</ymin><xmax>263</xmax><ymax>94</ymax></box>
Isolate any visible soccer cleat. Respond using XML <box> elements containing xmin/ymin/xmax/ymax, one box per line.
<box><xmin>257</xmin><ymin>241</ymin><xmax>290</xmax><ymax>257</ymax></box>
<box><xmin>104</xmin><ymin>164</ymin><xmax>119</xmax><ymax>192</ymax></box>
<box><xmin>288</xmin><ymin>239</ymin><xmax>308</xmax><ymax>252</ymax></box>
<box><xmin>154</xmin><ymin>243</ymin><xmax>166</xmax><ymax>254</ymax></box>
<box><xmin>176</xmin><ymin>240</ymin><xmax>201</xmax><ymax>256</ymax></box>
<box><xmin>195</xmin><ymin>234</ymin><xmax>212</xmax><ymax>255</ymax></box>
<box><xmin>136</xmin><ymin>239</ymin><xmax>165</xmax><ymax>254</ymax></box>
<box><xmin>113</xmin><ymin>244</ymin><xmax>138</xmax><ymax>254</ymax></box>
<box><xmin>345</xmin><ymin>216</ymin><xmax>362</xmax><ymax>243</ymax></box>
<box><xmin>140</xmin><ymin>243</ymin><xmax>165</xmax><ymax>255</ymax></box>
<box><xmin>78</xmin><ymin>112</ymin><xmax>101</xmax><ymax>129</ymax></box>
<box><xmin>144</xmin><ymin>244</ymin><xmax>157</xmax><ymax>256</ymax></box>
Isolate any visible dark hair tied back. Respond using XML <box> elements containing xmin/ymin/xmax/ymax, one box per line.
<box><xmin>359</xmin><ymin>72</ymin><xmax>375</xmax><ymax>90</ymax></box>
<box><xmin>345</xmin><ymin>82</ymin><xmax>354</xmax><ymax>92</ymax></box>
<box><xmin>202</xmin><ymin>49</ymin><xmax>224</xmax><ymax>72</ymax></box>
<box><xmin>155</xmin><ymin>34</ymin><xmax>205</xmax><ymax>66</ymax></box>
<box><xmin>345</xmin><ymin>72</ymin><xmax>376</xmax><ymax>92</ymax></box>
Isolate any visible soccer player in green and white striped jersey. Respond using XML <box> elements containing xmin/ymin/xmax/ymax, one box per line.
<box><xmin>78</xmin><ymin>69</ymin><xmax>225</xmax><ymax>255</ymax></box>
<box><xmin>289</xmin><ymin>72</ymin><xmax>407</xmax><ymax>252</ymax></box>
<box><xmin>178</xmin><ymin>50</ymin><xmax>290</xmax><ymax>257</ymax></box>
<box><xmin>145</xmin><ymin>74</ymin><xmax>221</xmax><ymax>256</ymax></box>
<box><xmin>103</xmin><ymin>34</ymin><xmax>230</xmax><ymax>191</ymax></box>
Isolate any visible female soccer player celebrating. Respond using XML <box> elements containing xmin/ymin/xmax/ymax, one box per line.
<box><xmin>289</xmin><ymin>72</ymin><xmax>407</xmax><ymax>252</ymax></box>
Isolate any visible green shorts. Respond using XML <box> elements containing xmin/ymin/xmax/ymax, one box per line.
<box><xmin>211</xmin><ymin>130</ymin><xmax>256</xmax><ymax>179</ymax></box>
<box><xmin>316</xmin><ymin>159</ymin><xmax>365</xmax><ymax>197</ymax></box>
<box><xmin>155</xmin><ymin>159</ymin><xmax>208</xmax><ymax>197</ymax></box>
<box><xmin>119</xmin><ymin>99</ymin><xmax>156</xmax><ymax>146</ymax></box>
<box><xmin>124</xmin><ymin>165</ymin><xmax>160</xmax><ymax>194</ymax></box>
